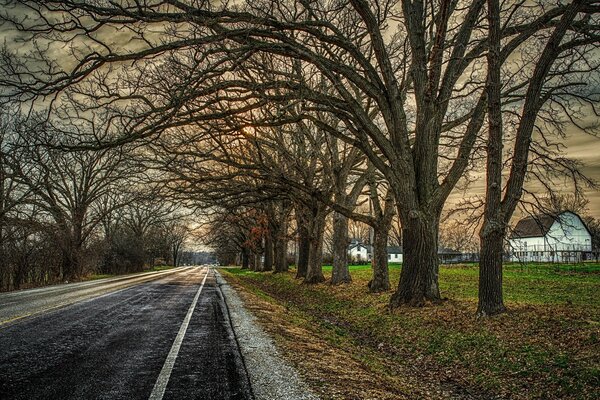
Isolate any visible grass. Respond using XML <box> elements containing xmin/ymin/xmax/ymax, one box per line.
<box><xmin>222</xmin><ymin>263</ymin><xmax>600</xmax><ymax>399</ymax></box>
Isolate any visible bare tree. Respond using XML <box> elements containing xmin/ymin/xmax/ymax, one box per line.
<box><xmin>477</xmin><ymin>0</ymin><xmax>599</xmax><ymax>316</ymax></box>
<box><xmin>9</xmin><ymin>119</ymin><xmax>131</xmax><ymax>279</ymax></box>
<box><xmin>1</xmin><ymin>0</ymin><xmax>598</xmax><ymax>308</ymax></box>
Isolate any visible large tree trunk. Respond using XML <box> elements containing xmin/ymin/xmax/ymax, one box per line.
<box><xmin>305</xmin><ymin>226</ymin><xmax>325</xmax><ymax>283</ymax></box>
<box><xmin>390</xmin><ymin>213</ymin><xmax>441</xmax><ymax>307</ymax></box>
<box><xmin>248</xmin><ymin>251</ymin><xmax>257</xmax><ymax>271</ymax></box>
<box><xmin>253</xmin><ymin>252</ymin><xmax>262</xmax><ymax>271</ymax></box>
<box><xmin>61</xmin><ymin>247</ymin><xmax>81</xmax><ymax>281</ymax></box>
<box><xmin>369</xmin><ymin>223</ymin><xmax>390</xmax><ymax>292</ymax></box>
<box><xmin>331</xmin><ymin>211</ymin><xmax>351</xmax><ymax>285</ymax></box>
<box><xmin>296</xmin><ymin>216</ymin><xmax>310</xmax><ymax>279</ymax></box>
<box><xmin>263</xmin><ymin>233</ymin><xmax>273</xmax><ymax>272</ymax></box>
<box><xmin>241</xmin><ymin>248</ymin><xmax>250</xmax><ymax>269</ymax></box>
<box><xmin>273</xmin><ymin>235</ymin><xmax>288</xmax><ymax>273</ymax></box>
<box><xmin>305</xmin><ymin>204</ymin><xmax>327</xmax><ymax>284</ymax></box>
<box><xmin>172</xmin><ymin>244</ymin><xmax>181</xmax><ymax>267</ymax></box>
<box><xmin>273</xmin><ymin>217</ymin><xmax>289</xmax><ymax>273</ymax></box>
<box><xmin>13</xmin><ymin>258</ymin><xmax>25</xmax><ymax>290</ymax></box>
<box><xmin>477</xmin><ymin>226</ymin><xmax>506</xmax><ymax>316</ymax></box>
<box><xmin>476</xmin><ymin>0</ymin><xmax>507</xmax><ymax>317</ymax></box>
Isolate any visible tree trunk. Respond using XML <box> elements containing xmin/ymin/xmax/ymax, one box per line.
<box><xmin>476</xmin><ymin>0</ymin><xmax>507</xmax><ymax>317</ymax></box>
<box><xmin>305</xmin><ymin>204</ymin><xmax>326</xmax><ymax>284</ymax></box>
<box><xmin>14</xmin><ymin>258</ymin><xmax>25</xmax><ymax>290</ymax></box>
<box><xmin>390</xmin><ymin>213</ymin><xmax>441</xmax><ymax>307</ymax></box>
<box><xmin>296</xmin><ymin>219</ymin><xmax>310</xmax><ymax>279</ymax></box>
<box><xmin>273</xmin><ymin>217</ymin><xmax>289</xmax><ymax>273</ymax></box>
<box><xmin>172</xmin><ymin>244</ymin><xmax>181</xmax><ymax>267</ymax></box>
<box><xmin>369</xmin><ymin>223</ymin><xmax>390</xmax><ymax>292</ymax></box>
<box><xmin>477</xmin><ymin>227</ymin><xmax>506</xmax><ymax>316</ymax></box>
<box><xmin>331</xmin><ymin>211</ymin><xmax>351</xmax><ymax>285</ymax></box>
<box><xmin>241</xmin><ymin>248</ymin><xmax>249</xmax><ymax>269</ymax></box>
<box><xmin>248</xmin><ymin>251</ymin><xmax>257</xmax><ymax>271</ymax></box>
<box><xmin>61</xmin><ymin>248</ymin><xmax>81</xmax><ymax>281</ymax></box>
<box><xmin>253</xmin><ymin>253</ymin><xmax>262</xmax><ymax>271</ymax></box>
<box><xmin>263</xmin><ymin>233</ymin><xmax>273</xmax><ymax>272</ymax></box>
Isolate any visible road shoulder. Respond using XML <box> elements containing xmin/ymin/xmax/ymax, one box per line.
<box><xmin>215</xmin><ymin>270</ymin><xmax>319</xmax><ymax>400</ymax></box>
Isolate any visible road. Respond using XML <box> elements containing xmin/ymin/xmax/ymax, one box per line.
<box><xmin>0</xmin><ymin>267</ymin><xmax>253</xmax><ymax>400</ymax></box>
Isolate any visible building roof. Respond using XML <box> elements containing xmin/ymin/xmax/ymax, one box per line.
<box><xmin>387</xmin><ymin>246</ymin><xmax>403</xmax><ymax>254</ymax></box>
<box><xmin>510</xmin><ymin>211</ymin><xmax>593</xmax><ymax>239</ymax></box>
<box><xmin>510</xmin><ymin>214</ymin><xmax>556</xmax><ymax>239</ymax></box>
<box><xmin>438</xmin><ymin>246</ymin><xmax>461</xmax><ymax>255</ymax></box>
<box><xmin>348</xmin><ymin>242</ymin><xmax>372</xmax><ymax>252</ymax></box>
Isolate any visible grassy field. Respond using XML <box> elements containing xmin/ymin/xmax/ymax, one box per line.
<box><xmin>222</xmin><ymin>263</ymin><xmax>599</xmax><ymax>399</ymax></box>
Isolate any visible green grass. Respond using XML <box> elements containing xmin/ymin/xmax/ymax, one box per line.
<box><xmin>315</xmin><ymin>262</ymin><xmax>600</xmax><ymax>306</ymax></box>
<box><xmin>224</xmin><ymin>263</ymin><xmax>600</xmax><ymax>399</ymax></box>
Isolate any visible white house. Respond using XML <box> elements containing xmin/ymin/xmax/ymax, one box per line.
<box><xmin>387</xmin><ymin>246</ymin><xmax>403</xmax><ymax>263</ymax></box>
<box><xmin>508</xmin><ymin>211</ymin><xmax>592</xmax><ymax>263</ymax></box>
<box><xmin>347</xmin><ymin>240</ymin><xmax>403</xmax><ymax>263</ymax></box>
<box><xmin>348</xmin><ymin>240</ymin><xmax>371</xmax><ymax>262</ymax></box>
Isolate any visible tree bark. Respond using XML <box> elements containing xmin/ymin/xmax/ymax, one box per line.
<box><xmin>61</xmin><ymin>247</ymin><xmax>81</xmax><ymax>281</ymax></box>
<box><xmin>248</xmin><ymin>251</ymin><xmax>257</xmax><ymax>271</ymax></box>
<box><xmin>253</xmin><ymin>252</ymin><xmax>262</xmax><ymax>271</ymax></box>
<box><xmin>296</xmin><ymin>214</ymin><xmax>310</xmax><ymax>279</ymax></box>
<box><xmin>477</xmin><ymin>227</ymin><xmax>506</xmax><ymax>316</ymax></box>
<box><xmin>241</xmin><ymin>248</ymin><xmax>249</xmax><ymax>269</ymax></box>
<box><xmin>263</xmin><ymin>233</ymin><xmax>273</xmax><ymax>272</ymax></box>
<box><xmin>305</xmin><ymin>224</ymin><xmax>325</xmax><ymax>283</ymax></box>
<box><xmin>273</xmin><ymin>236</ymin><xmax>288</xmax><ymax>273</ymax></box>
<box><xmin>331</xmin><ymin>211</ymin><xmax>351</xmax><ymax>284</ymax></box>
<box><xmin>390</xmin><ymin>212</ymin><xmax>441</xmax><ymax>307</ymax></box>
<box><xmin>477</xmin><ymin>0</ymin><xmax>507</xmax><ymax>317</ymax></box>
<box><xmin>305</xmin><ymin>203</ymin><xmax>327</xmax><ymax>284</ymax></box>
<box><xmin>369</xmin><ymin>223</ymin><xmax>390</xmax><ymax>292</ymax></box>
<box><xmin>273</xmin><ymin>217</ymin><xmax>289</xmax><ymax>273</ymax></box>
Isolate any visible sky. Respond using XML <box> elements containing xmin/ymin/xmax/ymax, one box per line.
<box><xmin>565</xmin><ymin>133</ymin><xmax>600</xmax><ymax>216</ymax></box>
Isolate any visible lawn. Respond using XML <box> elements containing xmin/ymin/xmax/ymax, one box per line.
<box><xmin>222</xmin><ymin>263</ymin><xmax>600</xmax><ymax>399</ymax></box>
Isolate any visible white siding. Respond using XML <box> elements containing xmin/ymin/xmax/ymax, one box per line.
<box><xmin>509</xmin><ymin>212</ymin><xmax>591</xmax><ymax>262</ymax></box>
<box><xmin>388</xmin><ymin>253</ymin><xmax>403</xmax><ymax>263</ymax></box>
<box><xmin>348</xmin><ymin>245</ymin><xmax>369</xmax><ymax>262</ymax></box>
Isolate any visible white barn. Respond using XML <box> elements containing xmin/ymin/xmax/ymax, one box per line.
<box><xmin>508</xmin><ymin>211</ymin><xmax>592</xmax><ymax>263</ymax></box>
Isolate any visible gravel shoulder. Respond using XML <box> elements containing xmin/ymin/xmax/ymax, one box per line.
<box><xmin>215</xmin><ymin>269</ymin><xmax>319</xmax><ymax>400</ymax></box>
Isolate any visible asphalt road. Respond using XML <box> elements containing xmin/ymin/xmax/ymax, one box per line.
<box><xmin>0</xmin><ymin>267</ymin><xmax>253</xmax><ymax>400</ymax></box>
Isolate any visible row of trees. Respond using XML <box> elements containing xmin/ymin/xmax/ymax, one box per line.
<box><xmin>1</xmin><ymin>0</ymin><xmax>598</xmax><ymax>315</ymax></box>
<box><xmin>0</xmin><ymin>111</ymin><xmax>190</xmax><ymax>291</ymax></box>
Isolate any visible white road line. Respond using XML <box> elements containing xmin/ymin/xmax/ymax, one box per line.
<box><xmin>148</xmin><ymin>267</ymin><xmax>210</xmax><ymax>400</ymax></box>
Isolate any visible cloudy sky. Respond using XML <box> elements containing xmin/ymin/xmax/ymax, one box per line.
<box><xmin>565</xmin><ymin>133</ymin><xmax>600</xmax><ymax>215</ymax></box>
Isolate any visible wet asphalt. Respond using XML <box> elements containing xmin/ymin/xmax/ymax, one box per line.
<box><xmin>0</xmin><ymin>267</ymin><xmax>253</xmax><ymax>400</ymax></box>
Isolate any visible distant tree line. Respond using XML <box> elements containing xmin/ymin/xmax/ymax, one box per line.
<box><xmin>0</xmin><ymin>111</ymin><xmax>190</xmax><ymax>291</ymax></box>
